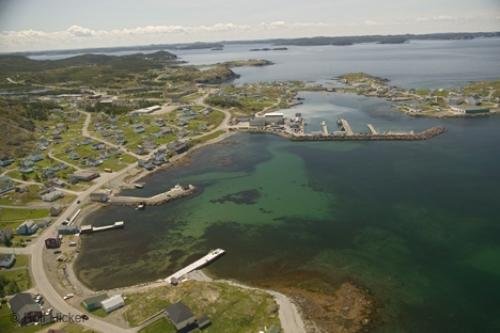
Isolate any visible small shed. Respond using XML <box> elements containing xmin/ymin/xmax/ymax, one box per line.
<box><xmin>82</xmin><ymin>293</ymin><xmax>108</xmax><ymax>311</ymax></box>
<box><xmin>101</xmin><ymin>294</ymin><xmax>125</xmax><ymax>313</ymax></box>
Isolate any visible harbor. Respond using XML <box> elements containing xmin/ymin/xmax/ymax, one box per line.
<box><xmin>234</xmin><ymin>111</ymin><xmax>447</xmax><ymax>142</ymax></box>
<box><xmin>240</xmin><ymin>118</ymin><xmax>446</xmax><ymax>141</ymax></box>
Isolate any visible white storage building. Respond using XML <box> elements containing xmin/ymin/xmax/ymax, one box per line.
<box><xmin>101</xmin><ymin>294</ymin><xmax>125</xmax><ymax>313</ymax></box>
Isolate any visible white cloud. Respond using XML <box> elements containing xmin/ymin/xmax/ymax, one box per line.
<box><xmin>363</xmin><ymin>20</ymin><xmax>379</xmax><ymax>26</ymax></box>
<box><xmin>416</xmin><ymin>15</ymin><xmax>463</xmax><ymax>23</ymax></box>
<box><xmin>1</xmin><ymin>15</ymin><xmax>498</xmax><ymax>52</ymax></box>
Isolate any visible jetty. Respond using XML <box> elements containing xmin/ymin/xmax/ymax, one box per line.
<box><xmin>165</xmin><ymin>248</ymin><xmax>226</xmax><ymax>285</ymax></box>
<box><xmin>80</xmin><ymin>221</ymin><xmax>124</xmax><ymax>234</ymax></box>
<box><xmin>109</xmin><ymin>184</ymin><xmax>196</xmax><ymax>207</ymax></box>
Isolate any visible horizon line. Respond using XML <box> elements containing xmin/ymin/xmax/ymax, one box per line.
<box><xmin>2</xmin><ymin>30</ymin><xmax>499</xmax><ymax>56</ymax></box>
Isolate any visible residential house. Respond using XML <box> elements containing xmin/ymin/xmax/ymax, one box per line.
<box><xmin>16</xmin><ymin>220</ymin><xmax>39</xmax><ymax>235</ymax></box>
<box><xmin>69</xmin><ymin>170</ymin><xmax>99</xmax><ymax>183</ymax></box>
<box><xmin>41</xmin><ymin>190</ymin><xmax>64</xmax><ymax>202</ymax></box>
<box><xmin>90</xmin><ymin>190</ymin><xmax>110</xmax><ymax>203</ymax></box>
<box><xmin>165</xmin><ymin>302</ymin><xmax>197</xmax><ymax>332</ymax></box>
<box><xmin>0</xmin><ymin>253</ymin><xmax>15</xmax><ymax>268</ymax></box>
<box><xmin>9</xmin><ymin>293</ymin><xmax>43</xmax><ymax>326</ymax></box>
<box><xmin>0</xmin><ymin>176</ymin><xmax>15</xmax><ymax>194</ymax></box>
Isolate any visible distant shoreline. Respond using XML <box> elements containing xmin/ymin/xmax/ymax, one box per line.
<box><xmin>4</xmin><ymin>31</ymin><xmax>499</xmax><ymax>57</ymax></box>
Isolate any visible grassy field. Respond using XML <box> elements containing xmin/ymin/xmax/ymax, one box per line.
<box><xmin>0</xmin><ymin>207</ymin><xmax>49</xmax><ymax>222</ymax></box>
<box><xmin>0</xmin><ymin>254</ymin><xmax>32</xmax><ymax>295</ymax></box>
<box><xmin>61</xmin><ymin>323</ymin><xmax>102</xmax><ymax>333</ymax></box>
<box><xmin>191</xmin><ymin>130</ymin><xmax>225</xmax><ymax>146</ymax></box>
<box><xmin>139</xmin><ymin>318</ymin><xmax>176</xmax><ymax>333</ymax></box>
<box><xmin>123</xmin><ymin>280</ymin><xmax>281</xmax><ymax>333</ymax></box>
<box><xmin>11</xmin><ymin>254</ymin><xmax>30</xmax><ymax>268</ymax></box>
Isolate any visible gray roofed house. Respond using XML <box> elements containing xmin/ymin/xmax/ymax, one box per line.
<box><xmin>8</xmin><ymin>293</ymin><xmax>43</xmax><ymax>325</ymax></box>
<box><xmin>16</xmin><ymin>220</ymin><xmax>39</xmax><ymax>235</ymax></box>
<box><xmin>41</xmin><ymin>190</ymin><xmax>64</xmax><ymax>202</ymax></box>
<box><xmin>165</xmin><ymin>302</ymin><xmax>197</xmax><ymax>331</ymax></box>
<box><xmin>0</xmin><ymin>253</ymin><xmax>15</xmax><ymax>268</ymax></box>
<box><xmin>0</xmin><ymin>176</ymin><xmax>15</xmax><ymax>194</ymax></box>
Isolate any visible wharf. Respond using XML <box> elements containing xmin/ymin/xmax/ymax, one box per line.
<box><xmin>242</xmin><ymin>117</ymin><xmax>446</xmax><ymax>141</ymax></box>
<box><xmin>80</xmin><ymin>221</ymin><xmax>124</xmax><ymax>234</ymax></box>
<box><xmin>109</xmin><ymin>184</ymin><xmax>196</xmax><ymax>206</ymax></box>
<box><xmin>165</xmin><ymin>249</ymin><xmax>225</xmax><ymax>285</ymax></box>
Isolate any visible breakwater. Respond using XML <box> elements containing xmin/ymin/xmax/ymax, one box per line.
<box><xmin>242</xmin><ymin>126</ymin><xmax>446</xmax><ymax>141</ymax></box>
<box><xmin>108</xmin><ymin>184</ymin><xmax>196</xmax><ymax>206</ymax></box>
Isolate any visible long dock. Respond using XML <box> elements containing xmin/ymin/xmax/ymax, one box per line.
<box><xmin>109</xmin><ymin>184</ymin><xmax>196</xmax><ymax>206</ymax></box>
<box><xmin>80</xmin><ymin>221</ymin><xmax>124</xmax><ymax>234</ymax></box>
<box><xmin>165</xmin><ymin>248</ymin><xmax>225</xmax><ymax>285</ymax></box>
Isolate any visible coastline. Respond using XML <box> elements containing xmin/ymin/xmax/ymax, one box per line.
<box><xmin>68</xmin><ymin>129</ymin><xmax>308</xmax><ymax>332</ymax></box>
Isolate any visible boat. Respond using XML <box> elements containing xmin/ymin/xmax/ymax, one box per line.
<box><xmin>135</xmin><ymin>203</ymin><xmax>145</xmax><ymax>210</ymax></box>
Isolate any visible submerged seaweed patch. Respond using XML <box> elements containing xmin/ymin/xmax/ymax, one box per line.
<box><xmin>210</xmin><ymin>189</ymin><xmax>261</xmax><ymax>205</ymax></box>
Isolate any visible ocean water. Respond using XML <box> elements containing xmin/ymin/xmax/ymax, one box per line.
<box><xmin>30</xmin><ymin>38</ymin><xmax>500</xmax><ymax>89</ymax></box>
<box><xmin>74</xmin><ymin>40</ymin><xmax>500</xmax><ymax>332</ymax></box>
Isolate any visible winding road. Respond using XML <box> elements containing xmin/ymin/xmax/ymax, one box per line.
<box><xmin>1</xmin><ymin>96</ymin><xmax>306</xmax><ymax>333</ymax></box>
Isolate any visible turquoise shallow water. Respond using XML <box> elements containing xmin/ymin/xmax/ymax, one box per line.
<box><xmin>75</xmin><ymin>102</ymin><xmax>500</xmax><ymax>332</ymax></box>
<box><xmin>73</xmin><ymin>38</ymin><xmax>500</xmax><ymax>332</ymax></box>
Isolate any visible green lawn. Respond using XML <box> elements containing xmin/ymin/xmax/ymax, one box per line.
<box><xmin>0</xmin><ymin>207</ymin><xmax>49</xmax><ymax>222</ymax></box>
<box><xmin>0</xmin><ymin>268</ymin><xmax>32</xmax><ymax>294</ymax></box>
<box><xmin>123</xmin><ymin>280</ymin><xmax>281</xmax><ymax>333</ymax></box>
<box><xmin>191</xmin><ymin>130</ymin><xmax>225</xmax><ymax>146</ymax></box>
<box><xmin>88</xmin><ymin>308</ymin><xmax>108</xmax><ymax>318</ymax></box>
<box><xmin>61</xmin><ymin>323</ymin><xmax>102</xmax><ymax>333</ymax></box>
<box><xmin>12</xmin><ymin>255</ymin><xmax>30</xmax><ymax>269</ymax></box>
<box><xmin>139</xmin><ymin>318</ymin><xmax>176</xmax><ymax>333</ymax></box>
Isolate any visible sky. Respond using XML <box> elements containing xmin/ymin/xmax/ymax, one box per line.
<box><xmin>0</xmin><ymin>0</ymin><xmax>499</xmax><ymax>52</ymax></box>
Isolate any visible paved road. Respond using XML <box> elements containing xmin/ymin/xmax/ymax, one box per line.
<box><xmin>1</xmin><ymin>101</ymin><xmax>305</xmax><ymax>332</ymax></box>
<box><xmin>29</xmin><ymin>166</ymin><xmax>138</xmax><ymax>333</ymax></box>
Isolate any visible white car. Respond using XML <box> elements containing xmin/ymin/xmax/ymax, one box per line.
<box><xmin>63</xmin><ymin>293</ymin><xmax>74</xmax><ymax>300</ymax></box>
